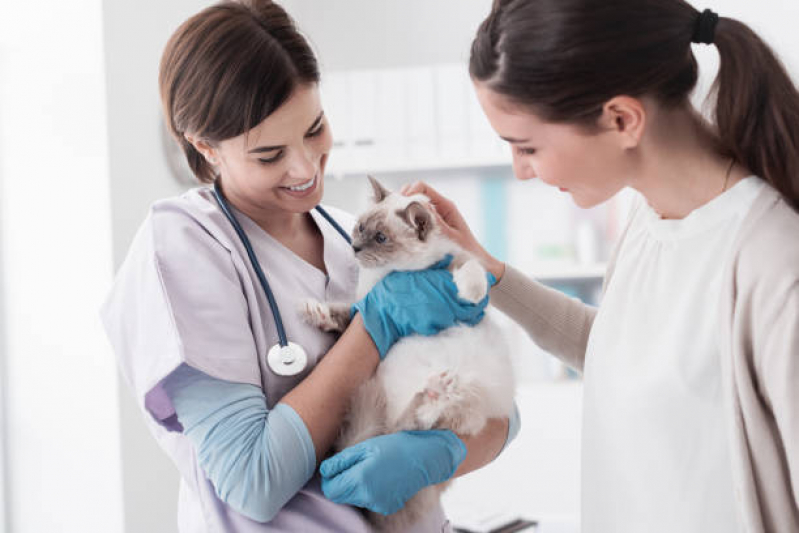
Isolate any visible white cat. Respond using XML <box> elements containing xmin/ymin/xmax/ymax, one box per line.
<box><xmin>301</xmin><ymin>176</ymin><xmax>516</xmax><ymax>532</ymax></box>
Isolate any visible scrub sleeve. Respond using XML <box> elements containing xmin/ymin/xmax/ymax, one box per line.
<box><xmin>100</xmin><ymin>190</ymin><xmax>377</xmax><ymax>532</ymax></box>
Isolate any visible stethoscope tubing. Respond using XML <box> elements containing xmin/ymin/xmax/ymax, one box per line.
<box><xmin>211</xmin><ymin>181</ymin><xmax>351</xmax><ymax>349</ymax></box>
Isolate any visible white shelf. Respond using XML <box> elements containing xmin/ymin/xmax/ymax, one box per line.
<box><xmin>321</xmin><ymin>63</ymin><xmax>513</xmax><ymax>179</ymax></box>
<box><xmin>325</xmin><ymin>157</ymin><xmax>511</xmax><ymax>178</ymax></box>
<box><xmin>324</xmin><ymin>151</ymin><xmax>512</xmax><ymax>178</ymax></box>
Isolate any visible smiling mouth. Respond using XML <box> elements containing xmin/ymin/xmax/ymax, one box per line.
<box><xmin>282</xmin><ymin>176</ymin><xmax>316</xmax><ymax>192</ymax></box>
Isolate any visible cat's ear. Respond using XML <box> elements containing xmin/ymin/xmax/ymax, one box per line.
<box><xmin>367</xmin><ymin>175</ymin><xmax>391</xmax><ymax>203</ymax></box>
<box><xmin>398</xmin><ymin>201</ymin><xmax>433</xmax><ymax>241</ymax></box>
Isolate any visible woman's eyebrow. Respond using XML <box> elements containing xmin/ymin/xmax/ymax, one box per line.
<box><xmin>247</xmin><ymin>111</ymin><xmax>325</xmax><ymax>154</ymax></box>
<box><xmin>248</xmin><ymin>144</ymin><xmax>282</xmax><ymax>154</ymax></box>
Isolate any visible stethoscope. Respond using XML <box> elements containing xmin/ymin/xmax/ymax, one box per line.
<box><xmin>212</xmin><ymin>181</ymin><xmax>352</xmax><ymax>376</ymax></box>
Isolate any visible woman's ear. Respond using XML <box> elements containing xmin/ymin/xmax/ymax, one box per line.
<box><xmin>184</xmin><ymin>133</ymin><xmax>219</xmax><ymax>165</ymax></box>
<box><xmin>599</xmin><ymin>96</ymin><xmax>646</xmax><ymax>150</ymax></box>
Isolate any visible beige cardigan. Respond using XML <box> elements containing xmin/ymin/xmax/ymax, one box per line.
<box><xmin>490</xmin><ymin>183</ymin><xmax>799</xmax><ymax>532</ymax></box>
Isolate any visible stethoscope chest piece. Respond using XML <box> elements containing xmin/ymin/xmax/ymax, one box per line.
<box><xmin>212</xmin><ymin>181</ymin><xmax>350</xmax><ymax>380</ymax></box>
<box><xmin>267</xmin><ymin>342</ymin><xmax>308</xmax><ymax>376</ymax></box>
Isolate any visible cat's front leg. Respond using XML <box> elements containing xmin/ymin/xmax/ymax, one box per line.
<box><xmin>450</xmin><ymin>257</ymin><xmax>489</xmax><ymax>304</ymax></box>
<box><xmin>299</xmin><ymin>299</ymin><xmax>352</xmax><ymax>332</ymax></box>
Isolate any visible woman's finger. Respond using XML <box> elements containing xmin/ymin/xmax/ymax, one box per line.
<box><xmin>431</xmin><ymin>209</ymin><xmax>459</xmax><ymax>241</ymax></box>
<box><xmin>320</xmin><ymin>445</ymin><xmax>367</xmax><ymax>478</ymax></box>
<box><xmin>404</xmin><ymin>181</ymin><xmax>451</xmax><ymax>206</ymax></box>
<box><xmin>402</xmin><ymin>181</ymin><xmax>459</xmax><ymax>220</ymax></box>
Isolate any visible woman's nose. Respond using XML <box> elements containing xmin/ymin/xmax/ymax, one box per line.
<box><xmin>287</xmin><ymin>146</ymin><xmax>317</xmax><ymax>180</ymax></box>
<box><xmin>512</xmin><ymin>154</ymin><xmax>536</xmax><ymax>181</ymax></box>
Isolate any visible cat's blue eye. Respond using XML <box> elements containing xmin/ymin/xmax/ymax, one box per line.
<box><xmin>374</xmin><ymin>232</ymin><xmax>387</xmax><ymax>244</ymax></box>
<box><xmin>358</xmin><ymin>223</ymin><xmax>365</xmax><ymax>233</ymax></box>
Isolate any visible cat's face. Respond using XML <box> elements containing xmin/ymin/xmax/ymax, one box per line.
<box><xmin>351</xmin><ymin>177</ymin><xmax>437</xmax><ymax>269</ymax></box>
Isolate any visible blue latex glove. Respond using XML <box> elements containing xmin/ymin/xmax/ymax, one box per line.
<box><xmin>352</xmin><ymin>255</ymin><xmax>497</xmax><ymax>358</ymax></box>
<box><xmin>320</xmin><ymin>429</ymin><xmax>467</xmax><ymax>515</ymax></box>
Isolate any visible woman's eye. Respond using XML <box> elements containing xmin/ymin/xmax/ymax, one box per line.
<box><xmin>258</xmin><ymin>151</ymin><xmax>284</xmax><ymax>164</ymax></box>
<box><xmin>515</xmin><ymin>146</ymin><xmax>537</xmax><ymax>156</ymax></box>
<box><xmin>306</xmin><ymin>123</ymin><xmax>325</xmax><ymax>138</ymax></box>
<box><xmin>374</xmin><ymin>232</ymin><xmax>387</xmax><ymax>244</ymax></box>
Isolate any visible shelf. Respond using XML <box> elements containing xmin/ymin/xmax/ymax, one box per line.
<box><xmin>325</xmin><ymin>156</ymin><xmax>512</xmax><ymax>178</ymax></box>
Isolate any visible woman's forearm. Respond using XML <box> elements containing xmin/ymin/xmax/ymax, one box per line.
<box><xmin>279</xmin><ymin>314</ymin><xmax>380</xmax><ymax>463</ymax></box>
<box><xmin>452</xmin><ymin>416</ymin><xmax>510</xmax><ymax>478</ymax></box>
<box><xmin>490</xmin><ymin>264</ymin><xmax>596</xmax><ymax>372</ymax></box>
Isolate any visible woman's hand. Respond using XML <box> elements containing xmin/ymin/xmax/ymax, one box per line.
<box><xmin>320</xmin><ymin>429</ymin><xmax>466</xmax><ymax>515</ymax></box>
<box><xmin>401</xmin><ymin>181</ymin><xmax>506</xmax><ymax>281</ymax></box>
<box><xmin>351</xmin><ymin>256</ymin><xmax>493</xmax><ymax>359</ymax></box>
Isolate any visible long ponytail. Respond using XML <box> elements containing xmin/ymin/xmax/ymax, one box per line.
<box><xmin>712</xmin><ymin>17</ymin><xmax>799</xmax><ymax>210</ymax></box>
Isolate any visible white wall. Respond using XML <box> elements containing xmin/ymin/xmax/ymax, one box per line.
<box><xmin>290</xmin><ymin>0</ymin><xmax>490</xmax><ymax>72</ymax></box>
<box><xmin>101</xmin><ymin>1</ymin><xmax>235</xmax><ymax>531</ymax></box>
<box><xmin>0</xmin><ymin>96</ymin><xmax>7</xmax><ymax>533</ymax></box>
<box><xmin>0</xmin><ymin>1</ymin><xmax>124</xmax><ymax>532</ymax></box>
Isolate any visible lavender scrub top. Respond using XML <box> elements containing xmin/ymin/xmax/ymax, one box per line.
<box><xmin>99</xmin><ymin>186</ymin><xmax>453</xmax><ymax>532</ymax></box>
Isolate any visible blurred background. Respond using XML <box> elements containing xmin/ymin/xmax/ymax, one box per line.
<box><xmin>1</xmin><ymin>0</ymin><xmax>798</xmax><ymax>532</ymax></box>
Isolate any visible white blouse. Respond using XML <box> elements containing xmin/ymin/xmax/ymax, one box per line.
<box><xmin>581</xmin><ymin>176</ymin><xmax>765</xmax><ymax>532</ymax></box>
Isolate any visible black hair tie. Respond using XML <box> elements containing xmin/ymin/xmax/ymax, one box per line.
<box><xmin>692</xmin><ymin>9</ymin><xmax>719</xmax><ymax>45</ymax></box>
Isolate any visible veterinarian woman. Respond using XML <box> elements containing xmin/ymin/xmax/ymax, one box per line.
<box><xmin>401</xmin><ymin>1</ymin><xmax>799</xmax><ymax>532</ymax></box>
<box><xmin>100</xmin><ymin>1</ymin><xmax>520</xmax><ymax>531</ymax></box>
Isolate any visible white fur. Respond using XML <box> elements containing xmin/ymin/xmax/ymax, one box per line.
<box><xmin>303</xmin><ymin>183</ymin><xmax>516</xmax><ymax>532</ymax></box>
<box><xmin>376</xmin><ymin>310</ymin><xmax>515</xmax><ymax>435</ymax></box>
<box><xmin>339</xmin><ymin>294</ymin><xmax>515</xmax><ymax>532</ymax></box>
<box><xmin>452</xmin><ymin>258</ymin><xmax>489</xmax><ymax>304</ymax></box>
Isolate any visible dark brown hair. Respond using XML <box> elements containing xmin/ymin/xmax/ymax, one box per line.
<box><xmin>159</xmin><ymin>0</ymin><xmax>319</xmax><ymax>183</ymax></box>
<box><xmin>471</xmin><ymin>0</ymin><xmax>799</xmax><ymax>210</ymax></box>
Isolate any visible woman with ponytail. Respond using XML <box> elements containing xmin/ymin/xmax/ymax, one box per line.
<box><xmin>401</xmin><ymin>0</ymin><xmax>799</xmax><ymax>531</ymax></box>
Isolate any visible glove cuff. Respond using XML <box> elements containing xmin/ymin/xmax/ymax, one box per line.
<box><xmin>351</xmin><ymin>299</ymin><xmax>398</xmax><ymax>360</ymax></box>
<box><xmin>437</xmin><ymin>429</ymin><xmax>467</xmax><ymax>481</ymax></box>
<box><xmin>407</xmin><ymin>429</ymin><xmax>467</xmax><ymax>485</ymax></box>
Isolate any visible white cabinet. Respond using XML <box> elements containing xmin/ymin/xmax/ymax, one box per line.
<box><xmin>321</xmin><ymin>64</ymin><xmax>509</xmax><ymax>176</ymax></box>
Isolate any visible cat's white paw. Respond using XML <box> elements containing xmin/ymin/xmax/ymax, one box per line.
<box><xmin>423</xmin><ymin>371</ymin><xmax>457</xmax><ymax>401</ymax></box>
<box><xmin>415</xmin><ymin>371</ymin><xmax>488</xmax><ymax>436</ymax></box>
<box><xmin>415</xmin><ymin>371</ymin><xmax>458</xmax><ymax>429</ymax></box>
<box><xmin>299</xmin><ymin>299</ymin><xmax>337</xmax><ymax>331</ymax></box>
<box><xmin>452</xmin><ymin>259</ymin><xmax>488</xmax><ymax>304</ymax></box>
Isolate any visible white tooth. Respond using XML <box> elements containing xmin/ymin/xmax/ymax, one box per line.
<box><xmin>288</xmin><ymin>177</ymin><xmax>315</xmax><ymax>191</ymax></box>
